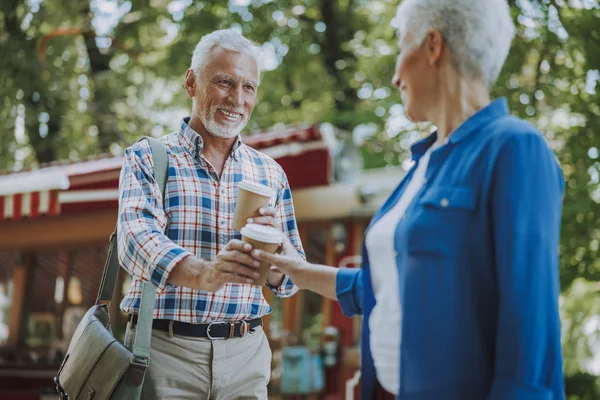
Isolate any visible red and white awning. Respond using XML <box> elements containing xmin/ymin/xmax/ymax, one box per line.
<box><xmin>0</xmin><ymin>125</ymin><xmax>331</xmax><ymax>222</ymax></box>
<box><xmin>0</xmin><ymin>157</ymin><xmax>123</xmax><ymax>222</ymax></box>
<box><xmin>0</xmin><ymin>190</ymin><xmax>60</xmax><ymax>220</ymax></box>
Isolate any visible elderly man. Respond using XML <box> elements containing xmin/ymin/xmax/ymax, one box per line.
<box><xmin>117</xmin><ymin>29</ymin><xmax>303</xmax><ymax>399</ymax></box>
<box><xmin>253</xmin><ymin>0</ymin><xmax>566</xmax><ymax>399</ymax></box>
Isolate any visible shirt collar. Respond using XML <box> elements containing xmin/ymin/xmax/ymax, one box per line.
<box><xmin>179</xmin><ymin>117</ymin><xmax>244</xmax><ymax>160</ymax></box>
<box><xmin>410</xmin><ymin>97</ymin><xmax>509</xmax><ymax>160</ymax></box>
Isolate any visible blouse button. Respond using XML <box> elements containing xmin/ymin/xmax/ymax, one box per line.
<box><xmin>440</xmin><ymin>198</ymin><xmax>449</xmax><ymax>208</ymax></box>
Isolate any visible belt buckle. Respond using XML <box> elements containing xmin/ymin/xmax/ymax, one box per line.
<box><xmin>206</xmin><ymin>322</ymin><xmax>226</xmax><ymax>340</ymax></box>
<box><xmin>239</xmin><ymin>320</ymin><xmax>249</xmax><ymax>337</ymax></box>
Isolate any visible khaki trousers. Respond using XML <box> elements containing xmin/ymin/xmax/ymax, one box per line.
<box><xmin>124</xmin><ymin>322</ymin><xmax>271</xmax><ymax>400</ymax></box>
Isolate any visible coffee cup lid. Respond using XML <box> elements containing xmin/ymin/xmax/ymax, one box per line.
<box><xmin>240</xmin><ymin>223</ymin><xmax>283</xmax><ymax>244</ymax></box>
<box><xmin>238</xmin><ymin>180</ymin><xmax>275</xmax><ymax>198</ymax></box>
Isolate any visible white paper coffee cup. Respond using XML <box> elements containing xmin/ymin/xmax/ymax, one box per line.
<box><xmin>240</xmin><ymin>223</ymin><xmax>282</xmax><ymax>285</ymax></box>
<box><xmin>233</xmin><ymin>180</ymin><xmax>275</xmax><ymax>230</ymax></box>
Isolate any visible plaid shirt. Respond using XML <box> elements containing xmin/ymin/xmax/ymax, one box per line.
<box><xmin>118</xmin><ymin>117</ymin><xmax>303</xmax><ymax>323</ymax></box>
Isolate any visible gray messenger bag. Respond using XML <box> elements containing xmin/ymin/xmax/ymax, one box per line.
<box><xmin>54</xmin><ymin>137</ymin><xmax>168</xmax><ymax>400</ymax></box>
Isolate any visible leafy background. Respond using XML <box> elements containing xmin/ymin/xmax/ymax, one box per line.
<box><xmin>0</xmin><ymin>0</ymin><xmax>599</xmax><ymax>397</ymax></box>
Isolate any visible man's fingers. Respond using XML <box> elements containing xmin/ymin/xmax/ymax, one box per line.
<box><xmin>232</xmin><ymin>263</ymin><xmax>261</xmax><ymax>280</ymax></box>
<box><xmin>221</xmin><ymin>272</ymin><xmax>254</xmax><ymax>285</ymax></box>
<box><xmin>247</xmin><ymin>215</ymin><xmax>278</xmax><ymax>228</ymax></box>
<box><xmin>225</xmin><ymin>239</ymin><xmax>252</xmax><ymax>252</ymax></box>
<box><xmin>259</xmin><ymin>207</ymin><xmax>277</xmax><ymax>217</ymax></box>
<box><xmin>218</xmin><ymin>262</ymin><xmax>259</xmax><ymax>280</ymax></box>
<box><xmin>221</xmin><ymin>250</ymin><xmax>261</xmax><ymax>268</ymax></box>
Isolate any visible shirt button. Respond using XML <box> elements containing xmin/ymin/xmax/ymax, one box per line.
<box><xmin>220</xmin><ymin>188</ymin><xmax>226</xmax><ymax>195</ymax></box>
<box><xmin>440</xmin><ymin>198</ymin><xmax>449</xmax><ymax>208</ymax></box>
<box><xmin>220</xmin><ymin>219</ymin><xmax>226</xmax><ymax>225</ymax></box>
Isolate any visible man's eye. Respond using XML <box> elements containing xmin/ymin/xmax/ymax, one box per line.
<box><xmin>220</xmin><ymin>80</ymin><xmax>233</xmax><ymax>86</ymax></box>
<box><xmin>245</xmin><ymin>84</ymin><xmax>256</xmax><ymax>92</ymax></box>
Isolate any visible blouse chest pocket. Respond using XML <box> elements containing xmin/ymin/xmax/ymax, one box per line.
<box><xmin>406</xmin><ymin>186</ymin><xmax>477</xmax><ymax>258</ymax></box>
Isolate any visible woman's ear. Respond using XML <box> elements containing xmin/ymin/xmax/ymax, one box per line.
<box><xmin>426</xmin><ymin>30</ymin><xmax>444</xmax><ymax>67</ymax></box>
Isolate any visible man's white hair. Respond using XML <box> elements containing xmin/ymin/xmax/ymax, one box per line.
<box><xmin>190</xmin><ymin>29</ymin><xmax>262</xmax><ymax>82</ymax></box>
<box><xmin>395</xmin><ymin>0</ymin><xmax>515</xmax><ymax>88</ymax></box>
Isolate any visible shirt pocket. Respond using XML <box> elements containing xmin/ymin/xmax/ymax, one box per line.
<box><xmin>407</xmin><ymin>186</ymin><xmax>476</xmax><ymax>258</ymax></box>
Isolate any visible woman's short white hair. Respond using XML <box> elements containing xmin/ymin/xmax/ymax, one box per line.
<box><xmin>395</xmin><ymin>0</ymin><xmax>515</xmax><ymax>88</ymax></box>
<box><xmin>190</xmin><ymin>29</ymin><xmax>262</xmax><ymax>83</ymax></box>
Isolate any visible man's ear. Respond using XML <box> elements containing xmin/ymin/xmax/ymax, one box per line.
<box><xmin>184</xmin><ymin>69</ymin><xmax>196</xmax><ymax>98</ymax></box>
<box><xmin>426</xmin><ymin>30</ymin><xmax>444</xmax><ymax>66</ymax></box>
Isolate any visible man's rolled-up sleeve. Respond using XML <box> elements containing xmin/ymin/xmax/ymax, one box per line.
<box><xmin>117</xmin><ymin>143</ymin><xmax>193</xmax><ymax>293</ymax></box>
<box><xmin>488</xmin><ymin>132</ymin><xmax>565</xmax><ymax>399</ymax></box>
<box><xmin>336</xmin><ymin>267</ymin><xmax>364</xmax><ymax>317</ymax></box>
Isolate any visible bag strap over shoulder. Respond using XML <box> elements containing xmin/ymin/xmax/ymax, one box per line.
<box><xmin>95</xmin><ymin>136</ymin><xmax>169</xmax><ymax>361</ymax></box>
<box><xmin>131</xmin><ymin>137</ymin><xmax>168</xmax><ymax>362</ymax></box>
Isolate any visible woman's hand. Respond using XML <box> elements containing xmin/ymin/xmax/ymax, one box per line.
<box><xmin>253</xmin><ymin>237</ymin><xmax>339</xmax><ymax>300</ymax></box>
<box><xmin>252</xmin><ymin>236</ymin><xmax>310</xmax><ymax>288</ymax></box>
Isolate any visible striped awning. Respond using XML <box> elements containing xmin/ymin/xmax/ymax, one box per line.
<box><xmin>0</xmin><ymin>125</ymin><xmax>330</xmax><ymax>222</ymax></box>
<box><xmin>0</xmin><ymin>190</ymin><xmax>61</xmax><ymax>220</ymax></box>
<box><xmin>0</xmin><ymin>157</ymin><xmax>123</xmax><ymax>222</ymax></box>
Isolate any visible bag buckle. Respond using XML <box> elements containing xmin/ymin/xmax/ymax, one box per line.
<box><xmin>54</xmin><ymin>376</ymin><xmax>68</xmax><ymax>399</ymax></box>
<box><xmin>126</xmin><ymin>356</ymin><xmax>149</xmax><ymax>387</ymax></box>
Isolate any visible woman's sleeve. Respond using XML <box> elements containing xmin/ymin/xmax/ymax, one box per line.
<box><xmin>488</xmin><ymin>131</ymin><xmax>565</xmax><ymax>399</ymax></box>
<box><xmin>336</xmin><ymin>267</ymin><xmax>364</xmax><ymax>317</ymax></box>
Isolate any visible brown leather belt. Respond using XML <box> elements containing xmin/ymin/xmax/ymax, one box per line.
<box><xmin>128</xmin><ymin>314</ymin><xmax>262</xmax><ymax>339</ymax></box>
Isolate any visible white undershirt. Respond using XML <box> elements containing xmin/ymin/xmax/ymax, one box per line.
<box><xmin>366</xmin><ymin>142</ymin><xmax>441</xmax><ymax>395</ymax></box>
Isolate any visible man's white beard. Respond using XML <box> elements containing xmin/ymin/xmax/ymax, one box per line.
<box><xmin>200</xmin><ymin>105</ymin><xmax>249</xmax><ymax>139</ymax></box>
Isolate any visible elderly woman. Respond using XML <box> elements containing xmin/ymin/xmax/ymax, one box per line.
<box><xmin>254</xmin><ymin>0</ymin><xmax>565</xmax><ymax>399</ymax></box>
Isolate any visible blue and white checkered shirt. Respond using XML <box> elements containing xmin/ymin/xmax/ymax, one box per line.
<box><xmin>118</xmin><ymin>117</ymin><xmax>302</xmax><ymax>323</ymax></box>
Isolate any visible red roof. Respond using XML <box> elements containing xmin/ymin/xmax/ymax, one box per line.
<box><xmin>0</xmin><ymin>125</ymin><xmax>331</xmax><ymax>222</ymax></box>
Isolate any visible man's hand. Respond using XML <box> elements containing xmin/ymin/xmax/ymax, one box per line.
<box><xmin>246</xmin><ymin>207</ymin><xmax>279</xmax><ymax>229</ymax></box>
<box><xmin>168</xmin><ymin>239</ymin><xmax>261</xmax><ymax>292</ymax></box>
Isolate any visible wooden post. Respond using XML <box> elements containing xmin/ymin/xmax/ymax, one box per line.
<box><xmin>55</xmin><ymin>251</ymin><xmax>74</xmax><ymax>340</ymax></box>
<box><xmin>324</xmin><ymin>221</ymin><xmax>364</xmax><ymax>398</ymax></box>
<box><xmin>321</xmin><ymin>225</ymin><xmax>335</xmax><ymax>331</ymax></box>
<box><xmin>282</xmin><ymin>225</ymin><xmax>309</xmax><ymax>343</ymax></box>
<box><xmin>7</xmin><ymin>252</ymin><xmax>35</xmax><ymax>347</ymax></box>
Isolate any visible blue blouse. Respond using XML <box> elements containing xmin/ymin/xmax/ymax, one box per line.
<box><xmin>336</xmin><ymin>98</ymin><xmax>566</xmax><ymax>400</ymax></box>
